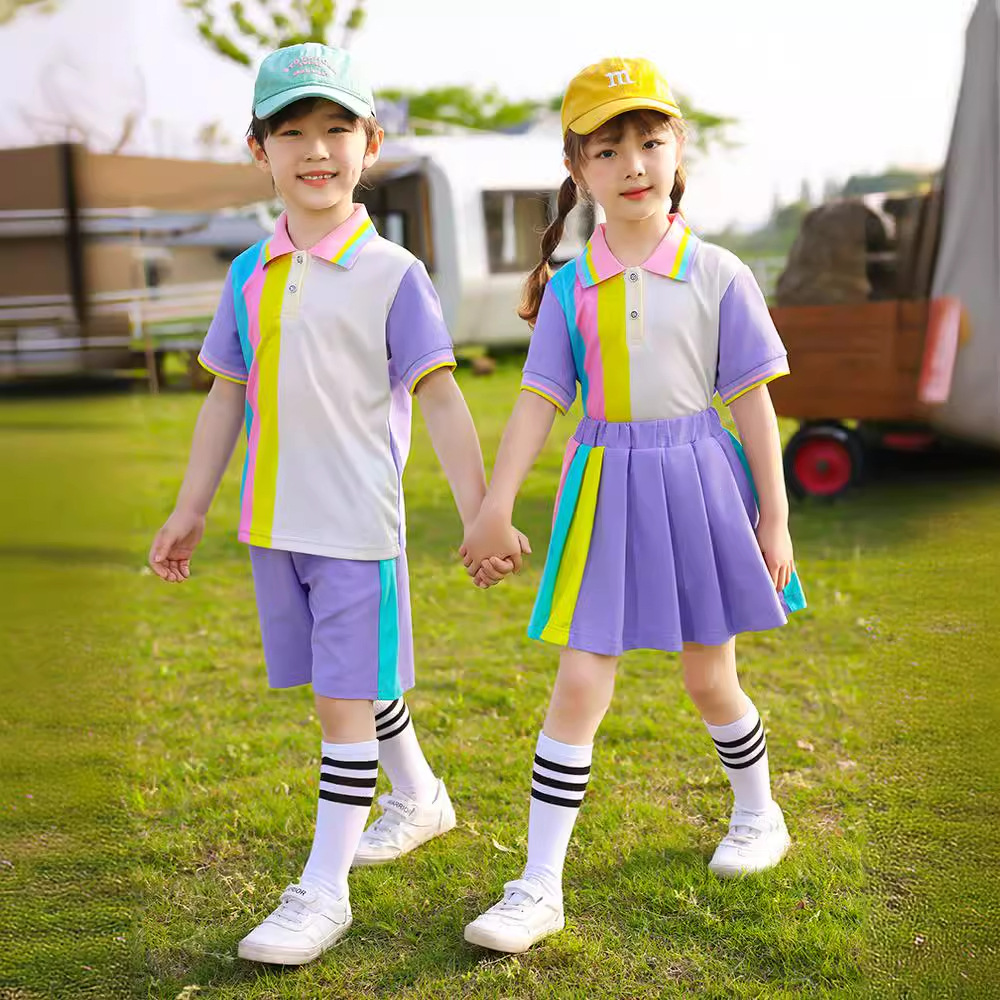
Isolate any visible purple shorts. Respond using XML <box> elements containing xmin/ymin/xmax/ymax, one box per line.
<box><xmin>248</xmin><ymin>546</ymin><xmax>414</xmax><ymax>700</ymax></box>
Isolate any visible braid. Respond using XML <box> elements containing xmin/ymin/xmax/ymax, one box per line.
<box><xmin>518</xmin><ymin>175</ymin><xmax>578</xmax><ymax>325</ymax></box>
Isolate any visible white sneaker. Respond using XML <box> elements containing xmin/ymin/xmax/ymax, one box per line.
<box><xmin>709</xmin><ymin>801</ymin><xmax>792</xmax><ymax>877</ymax></box>
<box><xmin>237</xmin><ymin>882</ymin><xmax>351</xmax><ymax>965</ymax></box>
<box><xmin>352</xmin><ymin>779</ymin><xmax>456</xmax><ymax>867</ymax></box>
<box><xmin>464</xmin><ymin>878</ymin><xmax>565</xmax><ymax>953</ymax></box>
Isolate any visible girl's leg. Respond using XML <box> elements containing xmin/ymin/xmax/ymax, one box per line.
<box><xmin>465</xmin><ymin>648</ymin><xmax>617</xmax><ymax>953</ymax></box>
<box><xmin>681</xmin><ymin>639</ymin><xmax>789</xmax><ymax>875</ymax></box>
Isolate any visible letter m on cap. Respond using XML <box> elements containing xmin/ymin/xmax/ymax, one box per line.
<box><xmin>605</xmin><ymin>69</ymin><xmax>634</xmax><ymax>88</ymax></box>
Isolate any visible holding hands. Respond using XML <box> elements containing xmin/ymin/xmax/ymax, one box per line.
<box><xmin>460</xmin><ymin>498</ymin><xmax>531</xmax><ymax>589</ymax></box>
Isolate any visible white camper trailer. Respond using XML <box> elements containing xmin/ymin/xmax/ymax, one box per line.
<box><xmin>356</xmin><ymin>134</ymin><xmax>592</xmax><ymax>347</ymax></box>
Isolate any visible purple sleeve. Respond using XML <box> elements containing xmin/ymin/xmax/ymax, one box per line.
<box><xmin>520</xmin><ymin>283</ymin><xmax>577</xmax><ymax>413</ymax></box>
<box><xmin>197</xmin><ymin>268</ymin><xmax>248</xmax><ymax>384</ymax></box>
<box><xmin>387</xmin><ymin>260</ymin><xmax>456</xmax><ymax>393</ymax></box>
<box><xmin>715</xmin><ymin>266</ymin><xmax>789</xmax><ymax>404</ymax></box>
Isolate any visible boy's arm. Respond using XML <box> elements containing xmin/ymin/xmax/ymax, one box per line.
<box><xmin>149</xmin><ymin>377</ymin><xmax>246</xmax><ymax>582</ymax></box>
<box><xmin>729</xmin><ymin>383</ymin><xmax>794</xmax><ymax>591</ymax></box>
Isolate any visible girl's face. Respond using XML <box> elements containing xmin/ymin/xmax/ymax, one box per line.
<box><xmin>248</xmin><ymin>100</ymin><xmax>381</xmax><ymax>216</ymax></box>
<box><xmin>571</xmin><ymin>117</ymin><xmax>683</xmax><ymax>225</ymax></box>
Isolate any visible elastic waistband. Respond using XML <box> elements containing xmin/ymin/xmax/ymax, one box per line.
<box><xmin>573</xmin><ymin>408</ymin><xmax>725</xmax><ymax>449</ymax></box>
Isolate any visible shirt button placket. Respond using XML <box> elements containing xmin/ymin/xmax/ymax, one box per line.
<box><xmin>625</xmin><ymin>270</ymin><xmax>643</xmax><ymax>345</ymax></box>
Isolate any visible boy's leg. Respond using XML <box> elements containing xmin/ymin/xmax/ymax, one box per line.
<box><xmin>238</xmin><ymin>697</ymin><xmax>375</xmax><ymax>965</ymax></box>
<box><xmin>465</xmin><ymin>648</ymin><xmax>617</xmax><ymax>954</ymax></box>
<box><xmin>682</xmin><ymin>638</ymin><xmax>790</xmax><ymax>876</ymax></box>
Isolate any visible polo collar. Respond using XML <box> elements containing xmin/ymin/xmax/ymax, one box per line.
<box><xmin>576</xmin><ymin>213</ymin><xmax>698</xmax><ymax>288</ymax></box>
<box><xmin>263</xmin><ymin>204</ymin><xmax>377</xmax><ymax>269</ymax></box>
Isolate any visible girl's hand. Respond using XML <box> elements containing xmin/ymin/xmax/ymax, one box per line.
<box><xmin>473</xmin><ymin>555</ymin><xmax>517</xmax><ymax>589</ymax></box>
<box><xmin>756</xmin><ymin>515</ymin><xmax>794</xmax><ymax>593</ymax></box>
<box><xmin>460</xmin><ymin>502</ymin><xmax>531</xmax><ymax>577</ymax></box>
<box><xmin>149</xmin><ymin>509</ymin><xmax>205</xmax><ymax>583</ymax></box>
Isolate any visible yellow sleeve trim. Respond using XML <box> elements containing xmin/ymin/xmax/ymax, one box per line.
<box><xmin>410</xmin><ymin>361</ymin><xmax>457</xmax><ymax>394</ymax></box>
<box><xmin>725</xmin><ymin>370</ymin><xmax>788</xmax><ymax>404</ymax></box>
<box><xmin>521</xmin><ymin>385</ymin><xmax>567</xmax><ymax>413</ymax></box>
<box><xmin>197</xmin><ymin>356</ymin><xmax>248</xmax><ymax>385</ymax></box>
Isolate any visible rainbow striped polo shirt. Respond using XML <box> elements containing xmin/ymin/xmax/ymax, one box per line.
<box><xmin>521</xmin><ymin>214</ymin><xmax>789</xmax><ymax>420</ymax></box>
<box><xmin>198</xmin><ymin>205</ymin><xmax>455</xmax><ymax>560</ymax></box>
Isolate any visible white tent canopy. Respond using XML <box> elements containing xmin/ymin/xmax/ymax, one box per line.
<box><xmin>930</xmin><ymin>0</ymin><xmax>1000</xmax><ymax>445</ymax></box>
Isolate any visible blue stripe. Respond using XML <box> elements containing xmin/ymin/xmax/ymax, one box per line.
<box><xmin>528</xmin><ymin>443</ymin><xmax>593</xmax><ymax>639</ymax></box>
<box><xmin>724</xmin><ymin>429</ymin><xmax>807</xmax><ymax>612</ymax></box>
<box><xmin>377</xmin><ymin>559</ymin><xmax>402</xmax><ymax>699</ymax></box>
<box><xmin>551</xmin><ymin>262</ymin><xmax>589</xmax><ymax>413</ymax></box>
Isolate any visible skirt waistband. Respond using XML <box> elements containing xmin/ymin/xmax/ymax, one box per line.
<box><xmin>573</xmin><ymin>408</ymin><xmax>725</xmax><ymax>449</ymax></box>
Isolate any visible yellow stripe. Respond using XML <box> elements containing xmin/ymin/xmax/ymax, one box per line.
<box><xmin>334</xmin><ymin>220</ymin><xmax>372</xmax><ymax>263</ymax></box>
<box><xmin>725</xmin><ymin>369</ymin><xmax>789</xmax><ymax>403</ymax></box>
<box><xmin>540</xmin><ymin>446</ymin><xmax>604</xmax><ymax>641</ymax></box>
<box><xmin>197</xmin><ymin>356</ymin><xmax>247</xmax><ymax>385</ymax></box>
<box><xmin>521</xmin><ymin>385</ymin><xmax>566</xmax><ymax>413</ymax></box>
<box><xmin>585</xmin><ymin>246</ymin><xmax>599</xmax><ymax>285</ymax></box>
<box><xmin>669</xmin><ymin>227</ymin><xmax>691</xmax><ymax>279</ymax></box>
<box><xmin>250</xmin><ymin>255</ymin><xmax>290</xmax><ymax>544</ymax></box>
<box><xmin>410</xmin><ymin>360</ymin><xmax>456</xmax><ymax>393</ymax></box>
<box><xmin>598</xmin><ymin>274</ymin><xmax>630</xmax><ymax>421</ymax></box>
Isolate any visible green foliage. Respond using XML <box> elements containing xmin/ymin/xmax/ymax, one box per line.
<box><xmin>183</xmin><ymin>0</ymin><xmax>365</xmax><ymax>66</ymax></box>
<box><xmin>0</xmin><ymin>0</ymin><xmax>58</xmax><ymax>25</ymax></box>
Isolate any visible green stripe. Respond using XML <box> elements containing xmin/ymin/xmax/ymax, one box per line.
<box><xmin>377</xmin><ymin>559</ymin><xmax>402</xmax><ymax>699</ymax></box>
<box><xmin>528</xmin><ymin>443</ymin><xmax>593</xmax><ymax>639</ymax></box>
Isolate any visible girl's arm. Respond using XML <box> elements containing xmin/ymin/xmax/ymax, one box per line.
<box><xmin>729</xmin><ymin>384</ymin><xmax>794</xmax><ymax>591</ymax></box>
<box><xmin>148</xmin><ymin>377</ymin><xmax>246</xmax><ymax>582</ymax></box>
<box><xmin>460</xmin><ymin>390</ymin><xmax>558</xmax><ymax>581</ymax></box>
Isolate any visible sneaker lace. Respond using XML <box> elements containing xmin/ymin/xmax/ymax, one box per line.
<box><xmin>272</xmin><ymin>886</ymin><xmax>314</xmax><ymax>928</ymax></box>
<box><xmin>721</xmin><ymin>808</ymin><xmax>772</xmax><ymax>848</ymax></box>
<box><xmin>494</xmin><ymin>879</ymin><xmax>544</xmax><ymax>914</ymax></box>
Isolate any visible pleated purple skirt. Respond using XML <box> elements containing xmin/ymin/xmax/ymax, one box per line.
<box><xmin>527</xmin><ymin>407</ymin><xmax>804</xmax><ymax>655</ymax></box>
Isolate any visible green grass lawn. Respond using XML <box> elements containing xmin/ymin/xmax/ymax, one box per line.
<box><xmin>1</xmin><ymin>362</ymin><xmax>997</xmax><ymax>999</ymax></box>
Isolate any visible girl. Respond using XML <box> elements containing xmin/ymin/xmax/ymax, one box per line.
<box><xmin>459</xmin><ymin>56</ymin><xmax>806</xmax><ymax>954</ymax></box>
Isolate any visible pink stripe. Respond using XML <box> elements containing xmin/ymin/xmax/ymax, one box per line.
<box><xmin>588</xmin><ymin>231</ymin><xmax>619</xmax><ymax>280</ymax></box>
<box><xmin>552</xmin><ymin>438</ymin><xmax>580</xmax><ymax>527</ymax></box>
<box><xmin>239</xmin><ymin>262</ymin><xmax>267</xmax><ymax>537</ymax></box>
<box><xmin>576</xmin><ymin>281</ymin><xmax>604</xmax><ymax>420</ymax></box>
<box><xmin>521</xmin><ymin>376</ymin><xmax>569</xmax><ymax>409</ymax></box>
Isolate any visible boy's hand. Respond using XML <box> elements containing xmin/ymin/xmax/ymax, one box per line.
<box><xmin>473</xmin><ymin>555</ymin><xmax>516</xmax><ymax>589</ymax></box>
<box><xmin>756</xmin><ymin>514</ymin><xmax>794</xmax><ymax>593</ymax></box>
<box><xmin>149</xmin><ymin>510</ymin><xmax>205</xmax><ymax>583</ymax></box>
<box><xmin>460</xmin><ymin>503</ymin><xmax>531</xmax><ymax>577</ymax></box>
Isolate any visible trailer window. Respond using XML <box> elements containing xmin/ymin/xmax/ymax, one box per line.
<box><xmin>484</xmin><ymin>190</ymin><xmax>591</xmax><ymax>273</ymax></box>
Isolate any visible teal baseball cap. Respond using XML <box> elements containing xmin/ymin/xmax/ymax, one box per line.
<box><xmin>252</xmin><ymin>42</ymin><xmax>376</xmax><ymax>120</ymax></box>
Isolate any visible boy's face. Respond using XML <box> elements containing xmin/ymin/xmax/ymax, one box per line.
<box><xmin>248</xmin><ymin>100</ymin><xmax>382</xmax><ymax>215</ymax></box>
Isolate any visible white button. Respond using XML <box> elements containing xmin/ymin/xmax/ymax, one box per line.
<box><xmin>289</xmin><ymin>284</ymin><xmax>297</xmax><ymax>293</ymax></box>
<box><xmin>630</xmin><ymin>310</ymin><xmax>639</xmax><ymax>319</ymax></box>
<box><xmin>296</xmin><ymin>254</ymin><xmax>304</xmax><ymax>263</ymax></box>
<box><xmin>629</xmin><ymin>271</ymin><xmax>639</xmax><ymax>281</ymax></box>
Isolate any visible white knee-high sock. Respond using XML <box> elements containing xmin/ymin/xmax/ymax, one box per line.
<box><xmin>522</xmin><ymin>732</ymin><xmax>593</xmax><ymax>900</ymax></box>
<box><xmin>704</xmin><ymin>701</ymin><xmax>773</xmax><ymax>812</ymax></box>
<box><xmin>300</xmin><ymin>739</ymin><xmax>378</xmax><ymax>898</ymax></box>
<box><xmin>373</xmin><ymin>699</ymin><xmax>439</xmax><ymax>804</ymax></box>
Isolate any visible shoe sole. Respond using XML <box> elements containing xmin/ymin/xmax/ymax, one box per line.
<box><xmin>463</xmin><ymin>916</ymin><xmax>565</xmax><ymax>954</ymax></box>
<box><xmin>351</xmin><ymin>811</ymin><xmax>457</xmax><ymax>868</ymax></box>
<box><xmin>237</xmin><ymin>917</ymin><xmax>352</xmax><ymax>965</ymax></box>
<box><xmin>709</xmin><ymin>834</ymin><xmax>792</xmax><ymax>879</ymax></box>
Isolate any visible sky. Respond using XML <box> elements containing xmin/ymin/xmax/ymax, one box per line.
<box><xmin>0</xmin><ymin>0</ymin><xmax>979</xmax><ymax>231</ymax></box>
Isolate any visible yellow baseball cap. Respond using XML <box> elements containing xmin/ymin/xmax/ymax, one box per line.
<box><xmin>561</xmin><ymin>57</ymin><xmax>683</xmax><ymax>136</ymax></box>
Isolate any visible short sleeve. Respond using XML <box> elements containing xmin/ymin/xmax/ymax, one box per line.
<box><xmin>198</xmin><ymin>268</ymin><xmax>248</xmax><ymax>385</ymax></box>
<box><xmin>387</xmin><ymin>260</ymin><xmax>456</xmax><ymax>393</ymax></box>
<box><xmin>715</xmin><ymin>265</ymin><xmax>789</xmax><ymax>404</ymax></box>
<box><xmin>520</xmin><ymin>283</ymin><xmax>577</xmax><ymax>413</ymax></box>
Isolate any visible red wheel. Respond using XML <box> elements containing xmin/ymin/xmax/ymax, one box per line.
<box><xmin>785</xmin><ymin>425</ymin><xmax>863</xmax><ymax>499</ymax></box>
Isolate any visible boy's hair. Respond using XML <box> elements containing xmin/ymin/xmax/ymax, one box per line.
<box><xmin>247</xmin><ymin>96</ymin><xmax>380</xmax><ymax>148</ymax></box>
<box><xmin>518</xmin><ymin>109</ymin><xmax>688</xmax><ymax>326</ymax></box>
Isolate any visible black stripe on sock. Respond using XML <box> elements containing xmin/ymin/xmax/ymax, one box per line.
<box><xmin>376</xmin><ymin>701</ymin><xmax>407</xmax><ymax>733</ymax></box>
<box><xmin>712</xmin><ymin>718</ymin><xmax>762</xmax><ymax>750</ymax></box>
<box><xmin>318</xmin><ymin>789</ymin><xmax>375</xmax><ymax>807</ymax></box>
<box><xmin>319</xmin><ymin>773</ymin><xmax>378</xmax><ymax>788</ymax></box>
<box><xmin>378</xmin><ymin>716</ymin><xmax>411</xmax><ymax>743</ymax></box>
<box><xmin>374</xmin><ymin>699</ymin><xmax>400</xmax><ymax>721</ymax></box>
<box><xmin>718</xmin><ymin>743</ymin><xmax>768</xmax><ymax>771</ymax></box>
<box><xmin>320</xmin><ymin>756</ymin><xmax>378</xmax><ymax>771</ymax></box>
<box><xmin>531</xmin><ymin>788</ymin><xmax>584</xmax><ymax>808</ymax></box>
<box><xmin>716</xmin><ymin>731</ymin><xmax>766</xmax><ymax>762</ymax></box>
<box><xmin>534</xmin><ymin>753</ymin><xmax>591</xmax><ymax>776</ymax></box>
<box><xmin>532</xmin><ymin>771</ymin><xmax>589</xmax><ymax>793</ymax></box>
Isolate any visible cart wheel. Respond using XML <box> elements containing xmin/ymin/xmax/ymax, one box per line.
<box><xmin>785</xmin><ymin>424</ymin><xmax>863</xmax><ymax>499</ymax></box>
